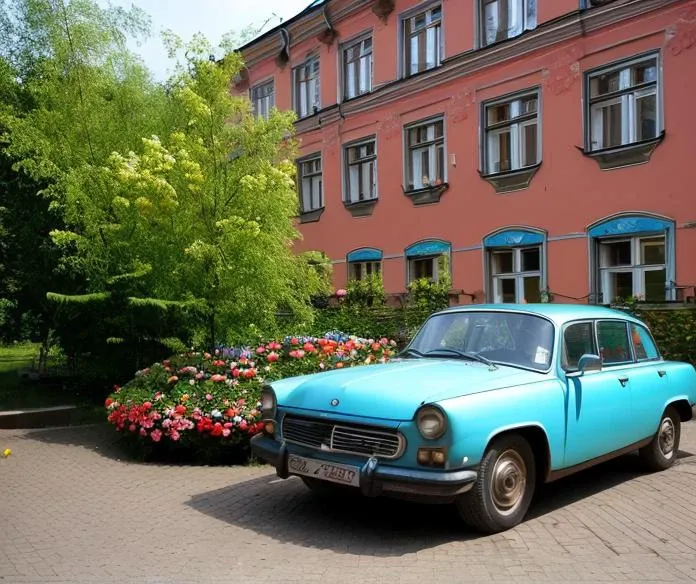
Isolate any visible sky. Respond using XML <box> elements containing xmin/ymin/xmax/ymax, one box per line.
<box><xmin>96</xmin><ymin>0</ymin><xmax>313</xmax><ymax>80</ymax></box>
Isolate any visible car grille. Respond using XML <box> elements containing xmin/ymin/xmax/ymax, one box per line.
<box><xmin>281</xmin><ymin>415</ymin><xmax>404</xmax><ymax>459</ymax></box>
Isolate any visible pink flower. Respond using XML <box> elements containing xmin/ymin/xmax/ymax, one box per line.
<box><xmin>206</xmin><ymin>393</ymin><xmax>213</xmax><ymax>401</ymax></box>
<box><xmin>167</xmin><ymin>375</ymin><xmax>178</xmax><ymax>384</ymax></box>
<box><xmin>336</xmin><ymin>289</ymin><xmax>347</xmax><ymax>297</ymax></box>
<box><xmin>222</xmin><ymin>428</ymin><xmax>231</xmax><ymax>438</ymax></box>
<box><xmin>256</xmin><ymin>345</ymin><xmax>266</xmax><ymax>354</ymax></box>
<box><xmin>239</xmin><ymin>420</ymin><xmax>248</xmax><ymax>431</ymax></box>
<box><xmin>169</xmin><ymin>429</ymin><xmax>180</xmax><ymax>441</ymax></box>
<box><xmin>267</xmin><ymin>352</ymin><xmax>279</xmax><ymax>363</ymax></box>
<box><xmin>162</xmin><ymin>419</ymin><xmax>172</xmax><ymax>429</ymax></box>
<box><xmin>143</xmin><ymin>401</ymin><xmax>152</xmax><ymax>410</ymax></box>
<box><xmin>129</xmin><ymin>424</ymin><xmax>137</xmax><ymax>432</ymax></box>
<box><xmin>210</xmin><ymin>374</ymin><xmax>226</xmax><ymax>383</ymax></box>
<box><xmin>139</xmin><ymin>427</ymin><xmax>147</xmax><ymax>436</ymax></box>
<box><xmin>151</xmin><ymin>429</ymin><xmax>162</xmax><ymax>442</ymax></box>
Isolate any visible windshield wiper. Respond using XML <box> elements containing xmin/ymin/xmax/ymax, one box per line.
<box><xmin>423</xmin><ymin>348</ymin><xmax>498</xmax><ymax>370</ymax></box>
<box><xmin>398</xmin><ymin>347</ymin><xmax>425</xmax><ymax>359</ymax></box>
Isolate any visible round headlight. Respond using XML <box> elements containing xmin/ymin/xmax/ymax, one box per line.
<box><xmin>261</xmin><ymin>387</ymin><xmax>276</xmax><ymax>418</ymax></box>
<box><xmin>416</xmin><ymin>406</ymin><xmax>447</xmax><ymax>440</ymax></box>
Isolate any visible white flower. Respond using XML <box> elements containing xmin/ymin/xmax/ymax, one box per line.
<box><xmin>189</xmin><ymin>379</ymin><xmax>195</xmax><ymax>386</ymax></box>
<box><xmin>233</xmin><ymin>415</ymin><xmax>242</xmax><ymax>423</ymax></box>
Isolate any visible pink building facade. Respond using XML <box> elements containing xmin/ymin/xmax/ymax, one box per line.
<box><xmin>235</xmin><ymin>0</ymin><xmax>696</xmax><ymax>305</ymax></box>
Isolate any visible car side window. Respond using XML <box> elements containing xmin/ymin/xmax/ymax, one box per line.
<box><xmin>597</xmin><ymin>321</ymin><xmax>632</xmax><ymax>365</ymax></box>
<box><xmin>630</xmin><ymin>323</ymin><xmax>659</xmax><ymax>361</ymax></box>
<box><xmin>563</xmin><ymin>322</ymin><xmax>595</xmax><ymax>370</ymax></box>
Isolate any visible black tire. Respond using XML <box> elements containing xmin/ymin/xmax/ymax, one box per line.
<box><xmin>300</xmin><ymin>477</ymin><xmax>358</xmax><ymax>497</ymax></box>
<box><xmin>639</xmin><ymin>406</ymin><xmax>681</xmax><ymax>471</ymax></box>
<box><xmin>456</xmin><ymin>434</ymin><xmax>536</xmax><ymax>534</ymax></box>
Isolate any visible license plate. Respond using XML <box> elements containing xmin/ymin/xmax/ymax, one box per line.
<box><xmin>287</xmin><ymin>454</ymin><xmax>360</xmax><ymax>487</ymax></box>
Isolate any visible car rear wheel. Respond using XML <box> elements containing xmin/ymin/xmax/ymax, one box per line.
<box><xmin>639</xmin><ymin>406</ymin><xmax>681</xmax><ymax>471</ymax></box>
<box><xmin>456</xmin><ymin>434</ymin><xmax>536</xmax><ymax>534</ymax></box>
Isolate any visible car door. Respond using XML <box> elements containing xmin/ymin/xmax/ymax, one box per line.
<box><xmin>621</xmin><ymin>322</ymin><xmax>669</xmax><ymax>443</ymax></box>
<box><xmin>561</xmin><ymin>320</ymin><xmax>634</xmax><ymax>468</ymax></box>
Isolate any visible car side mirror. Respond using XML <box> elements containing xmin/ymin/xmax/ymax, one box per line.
<box><xmin>566</xmin><ymin>353</ymin><xmax>602</xmax><ymax>378</ymax></box>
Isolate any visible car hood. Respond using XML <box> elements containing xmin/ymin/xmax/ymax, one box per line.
<box><xmin>272</xmin><ymin>358</ymin><xmax>545</xmax><ymax>421</ymax></box>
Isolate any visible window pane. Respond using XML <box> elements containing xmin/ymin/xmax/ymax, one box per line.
<box><xmin>564</xmin><ymin>322</ymin><xmax>595</xmax><ymax>369</ymax></box>
<box><xmin>487</xmin><ymin>103</ymin><xmax>510</xmax><ymax>125</ymax></box>
<box><xmin>641</xmin><ymin>237</ymin><xmax>665</xmax><ymax>265</ymax></box>
<box><xmin>590</xmin><ymin>71</ymin><xmax>621</xmax><ymax>97</ymax></box>
<box><xmin>597</xmin><ymin>321</ymin><xmax>631</xmax><ymax>364</ymax></box>
<box><xmin>521</xmin><ymin>248</ymin><xmax>540</xmax><ymax>272</ymax></box>
<box><xmin>523</xmin><ymin>276</ymin><xmax>541</xmax><ymax>303</ymax></box>
<box><xmin>351</xmin><ymin>263</ymin><xmax>362</xmax><ymax>280</ymax></box>
<box><xmin>492</xmin><ymin>251</ymin><xmax>514</xmax><ymax>274</ymax></box>
<box><xmin>630</xmin><ymin>323</ymin><xmax>659</xmax><ymax>361</ymax></box>
<box><xmin>636</xmin><ymin>92</ymin><xmax>657</xmax><ymax>141</ymax></box>
<box><xmin>610</xmin><ymin>271</ymin><xmax>633</xmax><ymax>300</ymax></box>
<box><xmin>633</xmin><ymin>60</ymin><xmax>657</xmax><ymax>85</ymax></box>
<box><xmin>600</xmin><ymin>241</ymin><xmax>632</xmax><ymax>267</ymax></box>
<box><xmin>644</xmin><ymin>269</ymin><xmax>665</xmax><ymax>301</ymax></box>
<box><xmin>522</xmin><ymin>122</ymin><xmax>537</xmax><ymax>167</ymax></box>
<box><xmin>500</xmin><ymin>278</ymin><xmax>516</xmax><ymax>303</ymax></box>
<box><xmin>412</xmin><ymin>258</ymin><xmax>434</xmax><ymax>280</ymax></box>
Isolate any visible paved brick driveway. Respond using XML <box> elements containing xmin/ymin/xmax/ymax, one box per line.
<box><xmin>1</xmin><ymin>421</ymin><xmax>696</xmax><ymax>584</ymax></box>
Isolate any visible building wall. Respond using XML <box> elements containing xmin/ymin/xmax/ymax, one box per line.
<box><xmin>236</xmin><ymin>0</ymin><xmax>696</xmax><ymax>304</ymax></box>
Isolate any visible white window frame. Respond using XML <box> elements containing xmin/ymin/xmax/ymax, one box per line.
<box><xmin>250</xmin><ymin>79</ymin><xmax>274</xmax><ymax>120</ymax></box>
<box><xmin>489</xmin><ymin>246</ymin><xmax>542</xmax><ymax>303</ymax></box>
<box><xmin>586</xmin><ymin>53</ymin><xmax>661</xmax><ymax>152</ymax></box>
<box><xmin>349</xmin><ymin>261</ymin><xmax>382</xmax><ymax>281</ymax></box>
<box><xmin>404</xmin><ymin>117</ymin><xmax>446</xmax><ymax>191</ymax></box>
<box><xmin>483</xmin><ymin>90</ymin><xmax>540</xmax><ymax>174</ymax></box>
<box><xmin>298</xmin><ymin>155</ymin><xmax>323</xmax><ymax>213</ymax></box>
<box><xmin>344</xmin><ymin>137</ymin><xmax>377</xmax><ymax>204</ymax></box>
<box><xmin>402</xmin><ymin>4</ymin><xmax>443</xmax><ymax>78</ymax></box>
<box><xmin>597</xmin><ymin>234</ymin><xmax>666</xmax><ymax>302</ymax></box>
<box><xmin>342</xmin><ymin>35</ymin><xmax>373</xmax><ymax>100</ymax></box>
<box><xmin>480</xmin><ymin>0</ymin><xmax>537</xmax><ymax>47</ymax></box>
<box><xmin>293</xmin><ymin>56</ymin><xmax>320</xmax><ymax>119</ymax></box>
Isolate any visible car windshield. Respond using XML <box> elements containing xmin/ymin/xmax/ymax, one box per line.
<box><xmin>405</xmin><ymin>311</ymin><xmax>555</xmax><ymax>372</ymax></box>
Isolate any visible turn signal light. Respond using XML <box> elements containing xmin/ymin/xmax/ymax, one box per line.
<box><xmin>417</xmin><ymin>447</ymin><xmax>447</xmax><ymax>467</ymax></box>
<box><xmin>264</xmin><ymin>421</ymin><xmax>276</xmax><ymax>435</ymax></box>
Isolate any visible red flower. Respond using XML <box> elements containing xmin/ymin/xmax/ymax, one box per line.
<box><xmin>371</xmin><ymin>342</ymin><xmax>381</xmax><ymax>352</ymax></box>
<box><xmin>267</xmin><ymin>352</ymin><xmax>279</xmax><ymax>363</ymax></box>
<box><xmin>322</xmin><ymin>345</ymin><xmax>335</xmax><ymax>354</ymax></box>
<box><xmin>129</xmin><ymin>424</ymin><xmax>137</xmax><ymax>432</ymax></box>
<box><xmin>162</xmin><ymin>360</ymin><xmax>171</xmax><ymax>367</ymax></box>
<box><xmin>143</xmin><ymin>401</ymin><xmax>152</xmax><ymax>410</ymax></box>
<box><xmin>239</xmin><ymin>420</ymin><xmax>248</xmax><ymax>431</ymax></box>
<box><xmin>105</xmin><ymin>397</ymin><xmax>113</xmax><ymax>407</ymax></box>
<box><xmin>290</xmin><ymin>337</ymin><xmax>298</xmax><ymax>345</ymax></box>
<box><xmin>242</xmin><ymin>368</ymin><xmax>257</xmax><ymax>379</ymax></box>
<box><xmin>231</xmin><ymin>368</ymin><xmax>240</xmax><ymax>378</ymax></box>
<box><xmin>225</xmin><ymin>408</ymin><xmax>237</xmax><ymax>418</ymax></box>
<box><xmin>303</xmin><ymin>342</ymin><xmax>315</xmax><ymax>352</ymax></box>
<box><xmin>174</xmin><ymin>404</ymin><xmax>186</xmax><ymax>415</ymax></box>
<box><xmin>211</xmin><ymin>422</ymin><xmax>224</xmax><ymax>437</ymax></box>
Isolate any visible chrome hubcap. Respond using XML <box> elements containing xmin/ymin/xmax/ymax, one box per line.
<box><xmin>491</xmin><ymin>449</ymin><xmax>527</xmax><ymax>516</ymax></box>
<box><xmin>658</xmin><ymin>417</ymin><xmax>675</xmax><ymax>459</ymax></box>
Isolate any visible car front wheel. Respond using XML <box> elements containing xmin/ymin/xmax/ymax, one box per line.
<box><xmin>639</xmin><ymin>406</ymin><xmax>681</xmax><ymax>471</ymax></box>
<box><xmin>456</xmin><ymin>434</ymin><xmax>536</xmax><ymax>534</ymax></box>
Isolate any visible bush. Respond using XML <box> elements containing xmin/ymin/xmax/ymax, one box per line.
<box><xmin>105</xmin><ymin>332</ymin><xmax>397</xmax><ymax>463</ymax></box>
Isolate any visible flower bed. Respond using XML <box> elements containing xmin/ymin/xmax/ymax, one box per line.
<box><xmin>105</xmin><ymin>332</ymin><xmax>397</xmax><ymax>463</ymax></box>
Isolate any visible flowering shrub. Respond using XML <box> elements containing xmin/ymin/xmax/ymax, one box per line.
<box><xmin>105</xmin><ymin>332</ymin><xmax>397</xmax><ymax>462</ymax></box>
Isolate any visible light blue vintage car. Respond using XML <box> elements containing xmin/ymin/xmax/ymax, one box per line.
<box><xmin>251</xmin><ymin>304</ymin><xmax>696</xmax><ymax>533</ymax></box>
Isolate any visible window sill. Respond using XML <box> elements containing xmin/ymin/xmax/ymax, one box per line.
<box><xmin>578</xmin><ymin>132</ymin><xmax>665</xmax><ymax>171</ymax></box>
<box><xmin>298</xmin><ymin>207</ymin><xmax>325</xmax><ymax>223</ymax></box>
<box><xmin>479</xmin><ymin>163</ymin><xmax>541</xmax><ymax>194</ymax></box>
<box><xmin>344</xmin><ymin>198</ymin><xmax>378</xmax><ymax>217</ymax></box>
<box><xmin>402</xmin><ymin>182</ymin><xmax>449</xmax><ymax>205</ymax></box>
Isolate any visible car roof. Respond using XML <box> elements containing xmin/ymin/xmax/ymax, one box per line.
<box><xmin>437</xmin><ymin>303</ymin><xmax>645</xmax><ymax>327</ymax></box>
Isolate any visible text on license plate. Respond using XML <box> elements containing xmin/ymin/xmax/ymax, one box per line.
<box><xmin>287</xmin><ymin>454</ymin><xmax>360</xmax><ymax>487</ymax></box>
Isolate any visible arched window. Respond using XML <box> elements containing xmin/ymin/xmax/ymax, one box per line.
<box><xmin>346</xmin><ymin>248</ymin><xmax>382</xmax><ymax>281</ymax></box>
<box><xmin>587</xmin><ymin>213</ymin><xmax>675</xmax><ymax>303</ymax></box>
<box><xmin>483</xmin><ymin>227</ymin><xmax>546</xmax><ymax>303</ymax></box>
<box><xmin>404</xmin><ymin>239</ymin><xmax>451</xmax><ymax>284</ymax></box>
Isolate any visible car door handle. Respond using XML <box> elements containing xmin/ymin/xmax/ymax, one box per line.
<box><xmin>618</xmin><ymin>376</ymin><xmax>629</xmax><ymax>387</ymax></box>
<box><xmin>658</xmin><ymin>370</ymin><xmax>667</xmax><ymax>378</ymax></box>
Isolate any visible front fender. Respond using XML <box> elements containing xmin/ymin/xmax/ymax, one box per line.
<box><xmin>441</xmin><ymin>378</ymin><xmax>566</xmax><ymax>470</ymax></box>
